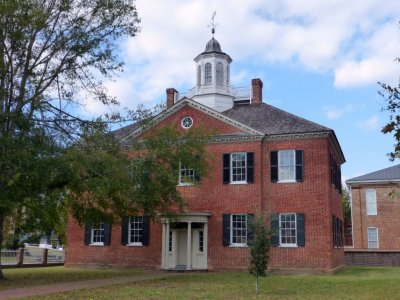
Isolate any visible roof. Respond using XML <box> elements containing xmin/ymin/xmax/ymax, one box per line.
<box><xmin>205</xmin><ymin>37</ymin><xmax>222</xmax><ymax>53</ymax></box>
<box><xmin>222</xmin><ymin>102</ymin><xmax>331</xmax><ymax>135</ymax></box>
<box><xmin>347</xmin><ymin>164</ymin><xmax>400</xmax><ymax>183</ymax></box>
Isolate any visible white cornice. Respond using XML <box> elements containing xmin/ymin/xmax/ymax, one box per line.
<box><xmin>346</xmin><ymin>179</ymin><xmax>400</xmax><ymax>186</ymax></box>
<box><xmin>263</xmin><ymin>132</ymin><xmax>329</xmax><ymax>141</ymax></box>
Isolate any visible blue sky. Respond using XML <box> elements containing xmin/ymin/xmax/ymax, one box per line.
<box><xmin>82</xmin><ymin>0</ymin><xmax>400</xmax><ymax>183</ymax></box>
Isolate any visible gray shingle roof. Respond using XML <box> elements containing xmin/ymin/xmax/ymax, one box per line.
<box><xmin>222</xmin><ymin>103</ymin><xmax>331</xmax><ymax>135</ymax></box>
<box><xmin>347</xmin><ymin>164</ymin><xmax>400</xmax><ymax>182</ymax></box>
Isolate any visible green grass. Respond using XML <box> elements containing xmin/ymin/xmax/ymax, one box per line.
<box><xmin>0</xmin><ymin>266</ymin><xmax>142</xmax><ymax>290</ymax></box>
<box><xmin>21</xmin><ymin>266</ymin><xmax>400</xmax><ymax>299</ymax></box>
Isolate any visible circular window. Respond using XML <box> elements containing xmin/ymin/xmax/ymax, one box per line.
<box><xmin>181</xmin><ymin>116</ymin><xmax>193</xmax><ymax>129</ymax></box>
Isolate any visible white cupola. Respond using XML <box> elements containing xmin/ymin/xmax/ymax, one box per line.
<box><xmin>188</xmin><ymin>27</ymin><xmax>234</xmax><ymax>112</ymax></box>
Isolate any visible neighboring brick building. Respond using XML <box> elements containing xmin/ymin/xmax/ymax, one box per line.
<box><xmin>66</xmin><ymin>33</ymin><xmax>346</xmax><ymax>273</ymax></box>
<box><xmin>347</xmin><ymin>165</ymin><xmax>400</xmax><ymax>254</ymax></box>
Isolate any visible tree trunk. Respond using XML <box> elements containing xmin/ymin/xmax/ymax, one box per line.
<box><xmin>256</xmin><ymin>274</ymin><xmax>259</xmax><ymax>295</ymax></box>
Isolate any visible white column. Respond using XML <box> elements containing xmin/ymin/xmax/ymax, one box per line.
<box><xmin>165</xmin><ymin>221</ymin><xmax>170</xmax><ymax>269</ymax></box>
<box><xmin>186</xmin><ymin>222</ymin><xmax>192</xmax><ymax>270</ymax></box>
<box><xmin>161</xmin><ymin>222</ymin><xmax>166</xmax><ymax>269</ymax></box>
<box><xmin>204</xmin><ymin>222</ymin><xmax>208</xmax><ymax>266</ymax></box>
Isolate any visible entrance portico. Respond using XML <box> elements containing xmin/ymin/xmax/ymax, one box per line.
<box><xmin>161</xmin><ymin>212</ymin><xmax>211</xmax><ymax>270</ymax></box>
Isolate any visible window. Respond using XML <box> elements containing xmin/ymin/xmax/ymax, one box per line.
<box><xmin>366</xmin><ymin>189</ymin><xmax>377</xmax><ymax>215</ymax></box>
<box><xmin>205</xmin><ymin>63</ymin><xmax>212</xmax><ymax>85</ymax></box>
<box><xmin>332</xmin><ymin>215</ymin><xmax>344</xmax><ymax>248</ymax></box>
<box><xmin>279</xmin><ymin>213</ymin><xmax>297</xmax><ymax>246</ymax></box>
<box><xmin>181</xmin><ymin>116</ymin><xmax>193</xmax><ymax>129</ymax></box>
<box><xmin>231</xmin><ymin>153</ymin><xmax>246</xmax><ymax>183</ymax></box>
<box><xmin>84</xmin><ymin>222</ymin><xmax>111</xmax><ymax>246</ymax></box>
<box><xmin>121</xmin><ymin>216</ymin><xmax>149</xmax><ymax>246</ymax></box>
<box><xmin>216</xmin><ymin>62</ymin><xmax>223</xmax><ymax>85</ymax></box>
<box><xmin>222</xmin><ymin>214</ymin><xmax>254</xmax><ymax>247</ymax></box>
<box><xmin>279</xmin><ymin>150</ymin><xmax>296</xmax><ymax>182</ymax></box>
<box><xmin>197</xmin><ymin>65</ymin><xmax>201</xmax><ymax>85</ymax></box>
<box><xmin>367</xmin><ymin>227</ymin><xmax>379</xmax><ymax>248</ymax></box>
<box><xmin>199</xmin><ymin>231</ymin><xmax>204</xmax><ymax>252</ymax></box>
<box><xmin>223</xmin><ymin>152</ymin><xmax>254</xmax><ymax>184</ymax></box>
<box><xmin>129</xmin><ymin>216</ymin><xmax>143</xmax><ymax>244</ymax></box>
<box><xmin>226</xmin><ymin>65</ymin><xmax>230</xmax><ymax>85</ymax></box>
<box><xmin>231</xmin><ymin>214</ymin><xmax>247</xmax><ymax>245</ymax></box>
<box><xmin>91</xmin><ymin>222</ymin><xmax>105</xmax><ymax>244</ymax></box>
<box><xmin>330</xmin><ymin>153</ymin><xmax>342</xmax><ymax>193</ymax></box>
<box><xmin>168</xmin><ymin>231</ymin><xmax>173</xmax><ymax>252</ymax></box>
<box><xmin>271</xmin><ymin>213</ymin><xmax>305</xmax><ymax>247</ymax></box>
<box><xmin>270</xmin><ymin>150</ymin><xmax>303</xmax><ymax>183</ymax></box>
<box><xmin>179</xmin><ymin>166</ymin><xmax>195</xmax><ymax>185</ymax></box>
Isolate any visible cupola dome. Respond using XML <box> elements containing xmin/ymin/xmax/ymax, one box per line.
<box><xmin>204</xmin><ymin>37</ymin><xmax>222</xmax><ymax>53</ymax></box>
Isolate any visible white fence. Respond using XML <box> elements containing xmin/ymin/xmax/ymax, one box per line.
<box><xmin>1</xmin><ymin>247</ymin><xmax>65</xmax><ymax>267</ymax></box>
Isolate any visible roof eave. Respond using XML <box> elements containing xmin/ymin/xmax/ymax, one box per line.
<box><xmin>346</xmin><ymin>179</ymin><xmax>400</xmax><ymax>186</ymax></box>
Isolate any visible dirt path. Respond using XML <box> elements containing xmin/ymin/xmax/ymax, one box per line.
<box><xmin>0</xmin><ymin>270</ymin><xmax>178</xmax><ymax>299</ymax></box>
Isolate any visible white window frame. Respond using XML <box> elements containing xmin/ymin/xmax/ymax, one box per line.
<box><xmin>366</xmin><ymin>189</ymin><xmax>377</xmax><ymax>215</ymax></box>
<box><xmin>230</xmin><ymin>152</ymin><xmax>247</xmax><ymax>184</ymax></box>
<box><xmin>178</xmin><ymin>164</ymin><xmax>196</xmax><ymax>186</ymax></box>
<box><xmin>91</xmin><ymin>222</ymin><xmax>105</xmax><ymax>245</ymax></box>
<box><xmin>230</xmin><ymin>214</ymin><xmax>247</xmax><ymax>247</ymax></box>
<box><xmin>278</xmin><ymin>150</ymin><xmax>296</xmax><ymax>183</ymax></box>
<box><xmin>279</xmin><ymin>213</ymin><xmax>297</xmax><ymax>247</ymax></box>
<box><xmin>128</xmin><ymin>216</ymin><xmax>143</xmax><ymax>246</ymax></box>
<box><xmin>367</xmin><ymin>227</ymin><xmax>379</xmax><ymax>249</ymax></box>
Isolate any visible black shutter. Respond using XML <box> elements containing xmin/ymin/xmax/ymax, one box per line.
<box><xmin>296</xmin><ymin>213</ymin><xmax>305</xmax><ymax>247</ymax></box>
<box><xmin>194</xmin><ymin>155</ymin><xmax>201</xmax><ymax>183</ymax></box>
<box><xmin>121</xmin><ymin>217</ymin><xmax>129</xmax><ymax>246</ymax></box>
<box><xmin>271</xmin><ymin>213</ymin><xmax>279</xmax><ymax>246</ymax></box>
<box><xmin>247</xmin><ymin>214</ymin><xmax>255</xmax><ymax>246</ymax></box>
<box><xmin>223</xmin><ymin>154</ymin><xmax>231</xmax><ymax>184</ymax></box>
<box><xmin>142</xmin><ymin>216</ymin><xmax>150</xmax><ymax>246</ymax></box>
<box><xmin>84</xmin><ymin>223</ymin><xmax>91</xmax><ymax>245</ymax></box>
<box><xmin>222</xmin><ymin>214</ymin><xmax>231</xmax><ymax>246</ymax></box>
<box><xmin>246</xmin><ymin>152</ymin><xmax>254</xmax><ymax>184</ymax></box>
<box><xmin>103</xmin><ymin>223</ymin><xmax>112</xmax><ymax>246</ymax></box>
<box><xmin>270</xmin><ymin>151</ymin><xmax>278</xmax><ymax>183</ymax></box>
<box><xmin>295</xmin><ymin>150</ymin><xmax>304</xmax><ymax>182</ymax></box>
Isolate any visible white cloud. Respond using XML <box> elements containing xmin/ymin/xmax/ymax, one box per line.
<box><xmin>89</xmin><ymin>0</ymin><xmax>400</xmax><ymax>113</ymax></box>
<box><xmin>324</xmin><ymin>104</ymin><xmax>354</xmax><ymax>120</ymax></box>
<box><xmin>357</xmin><ymin>115</ymin><xmax>379</xmax><ymax>131</ymax></box>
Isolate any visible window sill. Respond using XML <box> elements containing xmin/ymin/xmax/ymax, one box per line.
<box><xmin>229</xmin><ymin>244</ymin><xmax>248</xmax><ymax>248</ymax></box>
<box><xmin>277</xmin><ymin>180</ymin><xmax>296</xmax><ymax>184</ymax></box>
<box><xmin>126</xmin><ymin>243</ymin><xmax>143</xmax><ymax>247</ymax></box>
<box><xmin>229</xmin><ymin>182</ymin><xmax>248</xmax><ymax>185</ymax></box>
<box><xmin>279</xmin><ymin>244</ymin><xmax>298</xmax><ymax>248</ymax></box>
<box><xmin>89</xmin><ymin>243</ymin><xmax>104</xmax><ymax>246</ymax></box>
<box><xmin>177</xmin><ymin>183</ymin><xmax>194</xmax><ymax>187</ymax></box>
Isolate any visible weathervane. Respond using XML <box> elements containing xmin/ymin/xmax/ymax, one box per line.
<box><xmin>208</xmin><ymin>11</ymin><xmax>218</xmax><ymax>36</ymax></box>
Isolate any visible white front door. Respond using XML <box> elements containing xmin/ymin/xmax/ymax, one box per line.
<box><xmin>177</xmin><ymin>231</ymin><xmax>188</xmax><ymax>266</ymax></box>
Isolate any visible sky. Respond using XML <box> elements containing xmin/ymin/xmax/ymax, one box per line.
<box><xmin>82</xmin><ymin>0</ymin><xmax>400</xmax><ymax>184</ymax></box>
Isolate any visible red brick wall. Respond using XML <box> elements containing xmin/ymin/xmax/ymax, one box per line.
<box><xmin>66</xmin><ymin>136</ymin><xmax>344</xmax><ymax>272</ymax></box>
<box><xmin>351</xmin><ymin>184</ymin><xmax>400</xmax><ymax>250</ymax></box>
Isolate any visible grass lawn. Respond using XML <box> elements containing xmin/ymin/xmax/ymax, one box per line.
<box><xmin>0</xmin><ymin>266</ymin><xmax>142</xmax><ymax>290</ymax></box>
<box><xmin>20</xmin><ymin>266</ymin><xmax>400</xmax><ymax>299</ymax></box>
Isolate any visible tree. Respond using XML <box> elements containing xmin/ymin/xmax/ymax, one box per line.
<box><xmin>249</xmin><ymin>212</ymin><xmax>271</xmax><ymax>295</ymax></box>
<box><xmin>0</xmin><ymin>0</ymin><xmax>209</xmax><ymax>279</ymax></box>
<box><xmin>380</xmin><ymin>28</ymin><xmax>400</xmax><ymax>160</ymax></box>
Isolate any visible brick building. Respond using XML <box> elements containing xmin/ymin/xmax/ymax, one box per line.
<box><xmin>347</xmin><ymin>165</ymin><xmax>400</xmax><ymax>251</ymax></box>
<box><xmin>66</xmin><ymin>33</ymin><xmax>345</xmax><ymax>273</ymax></box>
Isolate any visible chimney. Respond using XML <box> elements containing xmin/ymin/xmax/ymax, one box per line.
<box><xmin>166</xmin><ymin>88</ymin><xmax>178</xmax><ymax>108</ymax></box>
<box><xmin>251</xmin><ymin>78</ymin><xmax>263</xmax><ymax>104</ymax></box>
